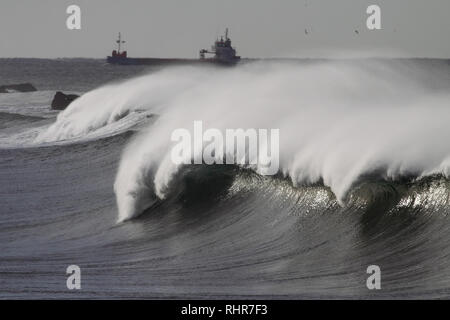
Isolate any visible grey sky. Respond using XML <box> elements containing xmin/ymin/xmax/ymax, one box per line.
<box><xmin>1</xmin><ymin>0</ymin><xmax>450</xmax><ymax>58</ymax></box>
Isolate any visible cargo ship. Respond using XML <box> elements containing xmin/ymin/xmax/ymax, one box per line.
<box><xmin>107</xmin><ymin>29</ymin><xmax>240</xmax><ymax>66</ymax></box>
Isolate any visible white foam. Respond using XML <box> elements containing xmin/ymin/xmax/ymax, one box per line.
<box><xmin>35</xmin><ymin>61</ymin><xmax>450</xmax><ymax>221</ymax></box>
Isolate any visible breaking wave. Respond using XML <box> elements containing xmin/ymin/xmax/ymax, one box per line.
<box><xmin>36</xmin><ymin>60</ymin><xmax>450</xmax><ymax>222</ymax></box>
<box><xmin>131</xmin><ymin>164</ymin><xmax>450</xmax><ymax>219</ymax></box>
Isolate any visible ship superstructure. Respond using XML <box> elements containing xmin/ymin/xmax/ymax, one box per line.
<box><xmin>107</xmin><ymin>32</ymin><xmax>128</xmax><ymax>64</ymax></box>
<box><xmin>199</xmin><ymin>29</ymin><xmax>241</xmax><ymax>64</ymax></box>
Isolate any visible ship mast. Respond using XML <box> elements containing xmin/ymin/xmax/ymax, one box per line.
<box><xmin>116</xmin><ymin>32</ymin><xmax>126</xmax><ymax>54</ymax></box>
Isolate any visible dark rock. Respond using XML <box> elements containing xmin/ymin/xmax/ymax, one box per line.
<box><xmin>0</xmin><ymin>83</ymin><xmax>37</xmax><ymax>93</ymax></box>
<box><xmin>51</xmin><ymin>91</ymin><xmax>80</xmax><ymax>110</ymax></box>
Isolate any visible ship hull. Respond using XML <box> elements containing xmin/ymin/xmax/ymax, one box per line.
<box><xmin>107</xmin><ymin>56</ymin><xmax>240</xmax><ymax>66</ymax></box>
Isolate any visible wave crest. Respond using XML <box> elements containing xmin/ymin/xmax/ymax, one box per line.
<box><xmin>37</xmin><ymin>61</ymin><xmax>450</xmax><ymax>221</ymax></box>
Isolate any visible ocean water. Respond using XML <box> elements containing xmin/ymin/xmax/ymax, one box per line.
<box><xmin>1</xmin><ymin>58</ymin><xmax>450</xmax><ymax>299</ymax></box>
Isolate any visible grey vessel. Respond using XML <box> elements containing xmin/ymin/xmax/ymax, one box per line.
<box><xmin>199</xmin><ymin>28</ymin><xmax>241</xmax><ymax>64</ymax></box>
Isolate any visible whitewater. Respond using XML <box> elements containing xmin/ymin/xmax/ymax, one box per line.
<box><xmin>35</xmin><ymin>60</ymin><xmax>450</xmax><ymax>221</ymax></box>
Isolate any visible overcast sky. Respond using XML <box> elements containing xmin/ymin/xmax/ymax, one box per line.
<box><xmin>1</xmin><ymin>0</ymin><xmax>450</xmax><ymax>58</ymax></box>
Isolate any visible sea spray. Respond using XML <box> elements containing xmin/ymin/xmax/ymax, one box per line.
<box><xmin>36</xmin><ymin>66</ymin><xmax>210</xmax><ymax>143</ymax></box>
<box><xmin>37</xmin><ymin>60</ymin><xmax>450</xmax><ymax>221</ymax></box>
